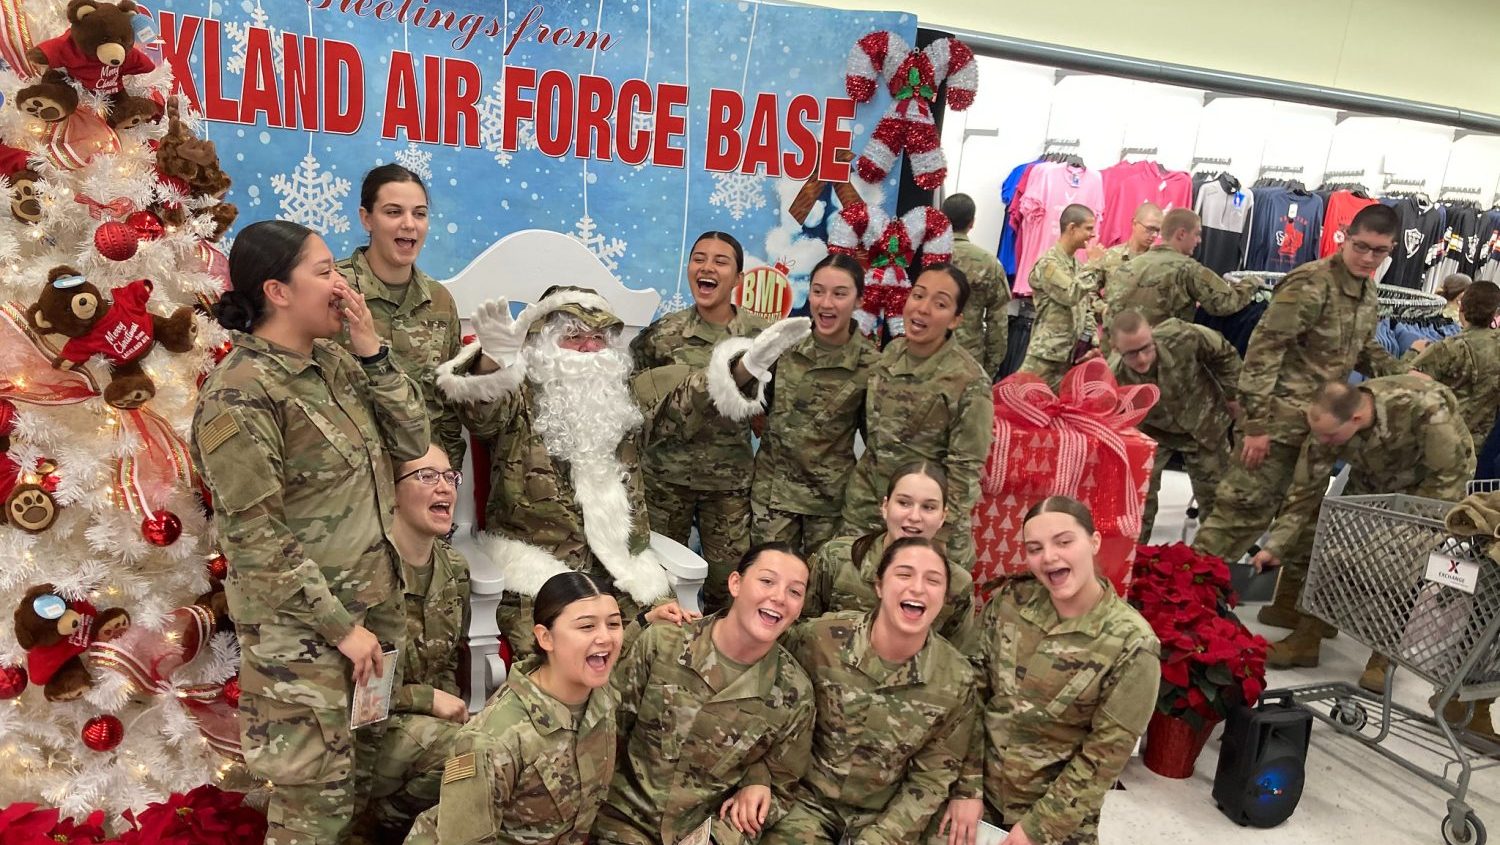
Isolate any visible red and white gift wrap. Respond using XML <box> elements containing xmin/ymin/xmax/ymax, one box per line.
<box><xmin>970</xmin><ymin>359</ymin><xmax>1159</xmax><ymax>596</ymax></box>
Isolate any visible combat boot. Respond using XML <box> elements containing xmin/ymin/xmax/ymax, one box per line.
<box><xmin>1469</xmin><ymin>699</ymin><xmax>1497</xmax><ymax>745</ymax></box>
<box><xmin>1255</xmin><ymin>565</ymin><xmax>1335</xmax><ymax>638</ymax></box>
<box><xmin>1265</xmin><ymin>616</ymin><xmax>1322</xmax><ymax>669</ymax></box>
<box><xmin>1358</xmin><ymin>653</ymin><xmax>1390</xmax><ymax>694</ymax></box>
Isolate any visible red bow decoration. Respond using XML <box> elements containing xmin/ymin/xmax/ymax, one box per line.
<box><xmin>75</xmin><ymin>193</ymin><xmax>136</xmax><ymax>221</ymax></box>
<box><xmin>984</xmin><ymin>359</ymin><xmax>1160</xmax><ymax>537</ymax></box>
<box><xmin>90</xmin><ymin>604</ymin><xmax>242</xmax><ymax>760</ymax></box>
<box><xmin>0</xmin><ymin>302</ymin><xmax>196</xmax><ymax>516</ymax></box>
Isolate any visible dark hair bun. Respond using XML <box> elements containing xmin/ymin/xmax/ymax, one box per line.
<box><xmin>213</xmin><ymin>290</ymin><xmax>256</xmax><ymax>331</ymax></box>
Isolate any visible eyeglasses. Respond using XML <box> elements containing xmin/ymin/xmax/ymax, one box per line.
<box><xmin>397</xmin><ymin>468</ymin><xmax>463</xmax><ymax>487</ymax></box>
<box><xmin>1135</xmin><ymin>222</ymin><xmax>1162</xmax><ymax>235</ymax></box>
<box><xmin>1348</xmin><ymin>241</ymin><xmax>1393</xmax><ymax>258</ymax></box>
<box><xmin>1120</xmin><ymin>341</ymin><xmax>1156</xmax><ymax>360</ymax></box>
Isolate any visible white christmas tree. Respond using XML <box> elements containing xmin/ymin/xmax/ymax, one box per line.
<box><xmin>0</xmin><ymin>2</ymin><xmax>250</xmax><ymax>829</ymax></box>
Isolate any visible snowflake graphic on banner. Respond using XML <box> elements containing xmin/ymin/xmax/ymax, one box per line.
<box><xmin>270</xmin><ymin>152</ymin><xmax>352</xmax><ymax>234</ymax></box>
<box><xmin>708</xmin><ymin>172</ymin><xmax>768</xmax><ymax>220</ymax></box>
<box><xmin>223</xmin><ymin>0</ymin><xmax>284</xmax><ymax>75</ymax></box>
<box><xmin>395</xmin><ymin>143</ymin><xmax>433</xmax><ymax>181</ymax></box>
<box><xmin>571</xmin><ymin>215</ymin><xmax>628</xmax><ymax>273</ymax></box>
<box><xmin>477</xmin><ymin>75</ymin><xmax>539</xmax><ymax>167</ymax></box>
<box><xmin>658</xmin><ymin>290</ymin><xmax>690</xmax><ymax>317</ymax></box>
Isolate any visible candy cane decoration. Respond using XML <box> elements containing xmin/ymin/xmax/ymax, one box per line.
<box><xmin>845</xmin><ymin>31</ymin><xmax>977</xmax><ymax>190</ymax></box>
<box><xmin>828</xmin><ymin>202</ymin><xmax>954</xmax><ymax>340</ymax></box>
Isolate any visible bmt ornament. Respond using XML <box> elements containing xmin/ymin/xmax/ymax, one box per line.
<box><xmin>81</xmin><ymin>714</ymin><xmax>125</xmax><ymax>751</ymax></box>
<box><xmin>141</xmin><ymin>510</ymin><xmax>182</xmax><ymax>546</ymax></box>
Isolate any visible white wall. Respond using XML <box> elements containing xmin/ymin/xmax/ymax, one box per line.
<box><xmin>941</xmin><ymin>56</ymin><xmax>1500</xmax><ymax>252</ymax></box>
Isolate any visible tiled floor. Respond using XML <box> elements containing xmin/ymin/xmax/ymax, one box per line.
<box><xmin>1100</xmin><ymin>470</ymin><xmax>1500</xmax><ymax>843</ymax></box>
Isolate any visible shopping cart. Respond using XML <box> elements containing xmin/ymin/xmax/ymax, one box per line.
<box><xmin>1270</xmin><ymin>493</ymin><xmax>1500</xmax><ymax>845</ymax></box>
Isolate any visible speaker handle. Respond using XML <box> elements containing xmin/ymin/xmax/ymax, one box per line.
<box><xmin>1256</xmin><ymin>689</ymin><xmax>1299</xmax><ymax>709</ymax></box>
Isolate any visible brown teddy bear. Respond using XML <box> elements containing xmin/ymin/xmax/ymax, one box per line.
<box><xmin>0</xmin><ymin>142</ymin><xmax>43</xmax><ymax>224</ymax></box>
<box><xmin>13</xmin><ymin>583</ymin><xmax>130</xmax><ymax>701</ymax></box>
<box><xmin>25</xmin><ymin>268</ymin><xmax>198</xmax><ymax>409</ymax></box>
<box><xmin>0</xmin><ymin>401</ymin><xmax>60</xmax><ymax>533</ymax></box>
<box><xmin>154</xmin><ymin>100</ymin><xmax>237</xmax><ymax>240</ymax></box>
<box><xmin>18</xmin><ymin>0</ymin><xmax>161</xmax><ymax>130</ymax></box>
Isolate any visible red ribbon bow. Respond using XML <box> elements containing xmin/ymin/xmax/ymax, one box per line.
<box><xmin>75</xmin><ymin>193</ymin><xmax>136</xmax><ymax>220</ymax></box>
<box><xmin>90</xmin><ymin>604</ymin><xmax>242</xmax><ymax>760</ymax></box>
<box><xmin>984</xmin><ymin>359</ymin><xmax>1160</xmax><ymax>537</ymax></box>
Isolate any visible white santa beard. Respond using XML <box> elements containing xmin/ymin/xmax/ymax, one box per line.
<box><xmin>525</xmin><ymin>341</ymin><xmax>643</xmax><ymax>465</ymax></box>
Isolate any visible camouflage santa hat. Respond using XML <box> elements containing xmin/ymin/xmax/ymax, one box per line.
<box><xmin>526</xmin><ymin>285</ymin><xmax>624</xmax><ymax>335</ymax></box>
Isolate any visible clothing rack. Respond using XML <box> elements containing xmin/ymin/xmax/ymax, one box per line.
<box><xmin>1191</xmin><ymin>156</ymin><xmax>1232</xmax><ymax>170</ymax></box>
<box><xmin>1120</xmin><ymin>145</ymin><xmax>1158</xmax><ymax>158</ymax></box>
<box><xmin>1439</xmin><ymin>186</ymin><xmax>1483</xmax><ymax>198</ymax></box>
<box><xmin>1377</xmin><ymin>284</ymin><xmax>1448</xmax><ymax>320</ymax></box>
<box><xmin>1259</xmin><ymin>165</ymin><xmax>1304</xmax><ymax>177</ymax></box>
<box><xmin>1383</xmin><ymin>176</ymin><xmax>1426</xmax><ymax>190</ymax></box>
<box><xmin>1323</xmin><ymin>169</ymin><xmax>1365</xmax><ymax>180</ymax></box>
<box><xmin>1043</xmin><ymin>138</ymin><xmax>1080</xmax><ymax>150</ymax></box>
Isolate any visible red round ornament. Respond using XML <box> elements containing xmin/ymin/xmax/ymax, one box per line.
<box><xmin>222</xmin><ymin>676</ymin><xmax>240</xmax><ymax>708</ymax></box>
<box><xmin>125</xmin><ymin>210</ymin><xmax>164</xmax><ymax>241</ymax></box>
<box><xmin>82</xmin><ymin>714</ymin><xmax>124</xmax><ymax>751</ymax></box>
<box><xmin>141</xmin><ymin>511</ymin><xmax>182</xmax><ymax>546</ymax></box>
<box><xmin>94</xmin><ymin>221</ymin><xmax>139</xmax><ymax>261</ymax></box>
<box><xmin>0</xmin><ymin>664</ymin><xmax>26</xmax><ymax>700</ymax></box>
<box><xmin>207</xmin><ymin>552</ymin><xmax>229</xmax><ymax>581</ymax></box>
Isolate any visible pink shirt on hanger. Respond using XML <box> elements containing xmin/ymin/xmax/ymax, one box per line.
<box><xmin>1013</xmin><ymin>163</ymin><xmax>1105</xmax><ymax>295</ymax></box>
<box><xmin>1099</xmin><ymin>161</ymin><xmax>1193</xmax><ymax>247</ymax></box>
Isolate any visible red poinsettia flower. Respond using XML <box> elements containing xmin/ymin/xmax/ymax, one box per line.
<box><xmin>119</xmin><ymin>786</ymin><xmax>266</xmax><ymax>845</ymax></box>
<box><xmin>1161</xmin><ymin>655</ymin><xmax>1192</xmax><ymax>688</ymax></box>
<box><xmin>46</xmin><ymin>811</ymin><xmax>107</xmax><ymax>844</ymax></box>
<box><xmin>0</xmin><ymin>804</ymin><xmax>63</xmax><ymax>845</ymax></box>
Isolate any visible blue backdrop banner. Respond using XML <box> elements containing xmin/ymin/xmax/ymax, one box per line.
<box><xmin>143</xmin><ymin>0</ymin><xmax>915</xmax><ymax>314</ymax></box>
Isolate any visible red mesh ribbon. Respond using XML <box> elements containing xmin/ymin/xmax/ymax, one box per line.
<box><xmin>983</xmin><ymin>358</ymin><xmax>1159</xmax><ymax>538</ymax></box>
<box><xmin>90</xmin><ymin>605</ymin><xmax>241</xmax><ymax>760</ymax></box>
<box><xmin>42</xmin><ymin>108</ymin><xmax>120</xmax><ymax>171</ymax></box>
<box><xmin>116</xmin><ymin>406</ymin><xmax>195</xmax><ymax>516</ymax></box>
<box><xmin>0</xmin><ymin>0</ymin><xmax>38</xmax><ymax>77</ymax></box>
<box><xmin>0</xmin><ymin>301</ymin><xmax>101</xmax><ymax>404</ymax></box>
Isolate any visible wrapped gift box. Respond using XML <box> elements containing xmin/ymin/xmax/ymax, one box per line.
<box><xmin>970</xmin><ymin>359</ymin><xmax>1159</xmax><ymax>597</ymax></box>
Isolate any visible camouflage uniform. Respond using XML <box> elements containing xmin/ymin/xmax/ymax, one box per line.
<box><xmin>1102</xmin><ymin>245</ymin><xmax>1256</xmax><ymax>328</ymax></box>
<box><xmin>337</xmin><ymin>247</ymin><xmax>465</xmax><ymax>467</ymax></box>
<box><xmin>951</xmin><ymin>232</ymin><xmax>1011</xmax><ymax>378</ymax></box>
<box><xmin>592</xmin><ymin>615</ymin><xmax>815</xmax><ymax>845</ymax></box>
<box><xmin>1409</xmin><ymin>327</ymin><xmax>1500</xmax><ymax>444</ymax></box>
<box><xmin>1263</xmin><ymin>376</ymin><xmax>1475</xmax><ymax>573</ymax></box>
<box><xmin>368</xmin><ymin>540</ymin><xmax>471</xmax><ymax>834</ymax></box>
<box><xmin>1082</xmin><ymin>246</ymin><xmax>1131</xmax><ymax>354</ymax></box>
<box><xmin>751</xmin><ymin>331</ymin><xmax>880</xmax><ymax>557</ymax></box>
<box><xmin>191</xmin><ymin>334</ymin><xmax>430</xmax><ymax>845</ymax></box>
<box><xmin>403</xmin><ymin>667</ymin><xmax>617</xmax><ymax>845</ymax></box>
<box><xmin>760</xmin><ymin>611</ymin><xmax>977</xmax><ymax>845</ymax></box>
<box><xmin>1020</xmin><ymin>244</ymin><xmax>1094</xmax><ymax>389</ymax></box>
<box><xmin>840</xmin><ymin>338</ymin><xmax>994</xmax><ymax>574</ymax></box>
<box><xmin>1110</xmin><ymin>318</ymin><xmax>1240</xmax><ymax>542</ymax></box>
<box><xmin>958</xmin><ymin>577</ymin><xmax>1160</xmax><ymax>845</ymax></box>
<box><xmin>804</xmin><ymin>533</ymin><xmax>977</xmax><ymax>653</ymax></box>
<box><xmin>632</xmin><ymin>306</ymin><xmax>770</xmax><ymax>611</ymax></box>
<box><xmin>1193</xmin><ymin>253</ymin><xmax>1406</xmax><ymax>566</ymax></box>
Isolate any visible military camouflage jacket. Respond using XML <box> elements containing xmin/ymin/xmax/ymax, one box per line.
<box><xmin>603</xmin><ymin>615</ymin><xmax>815</xmax><ymax>844</ymax></box>
<box><xmin>951</xmin><ymin>233</ymin><xmax>1011</xmax><ymax>376</ymax></box>
<box><xmin>804</xmin><ymin>533</ymin><xmax>977</xmax><ymax>652</ymax></box>
<box><xmin>404</xmin><ymin>669</ymin><xmax>617</xmax><ymax>845</ymax></box>
<box><xmin>1027</xmin><ymin>244</ymin><xmax>1094</xmax><ymax>363</ymax></box>
<box><xmin>1266</xmin><ymin>375</ymin><xmax>1475</xmax><ymax>558</ymax></box>
<box><xmin>1239</xmin><ymin>253</ymin><xmax>1406</xmax><ymax>443</ymax></box>
<box><xmin>1103</xmin><ymin>245</ymin><xmax>1255</xmax><ymax>326</ymax></box>
<box><xmin>841</xmin><ymin>339</ymin><xmax>994</xmax><ymax>533</ymax></box>
<box><xmin>1410</xmin><ymin>326</ymin><xmax>1500</xmax><ymax>444</ymax></box>
<box><xmin>631</xmin><ymin>306</ymin><xmax>769</xmax><ymax>491</ymax></box>
<box><xmin>192</xmin><ymin>334</ymin><xmax>430</xmax><ymax>643</ymax></box>
<box><xmin>336</xmin><ymin>248</ymin><xmax>465</xmax><ymax>466</ymax></box>
<box><xmin>753</xmin><ymin>332</ymin><xmax>880</xmax><ymax>518</ymax></box>
<box><xmin>395</xmin><ymin>539</ymin><xmax>470</xmax><ymax>716</ymax></box>
<box><xmin>962</xmin><ymin>577</ymin><xmax>1159</xmax><ymax>845</ymax></box>
<box><xmin>781</xmin><ymin>611</ymin><xmax>977</xmax><ymax>844</ymax></box>
<box><xmin>1111</xmin><ymin>318</ymin><xmax>1240</xmax><ymax>450</ymax></box>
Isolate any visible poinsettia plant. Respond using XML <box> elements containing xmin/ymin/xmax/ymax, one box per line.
<box><xmin>0</xmin><ymin>786</ymin><xmax>264</xmax><ymax>845</ymax></box>
<box><xmin>1129</xmin><ymin>543</ymin><xmax>1269</xmax><ymax>731</ymax></box>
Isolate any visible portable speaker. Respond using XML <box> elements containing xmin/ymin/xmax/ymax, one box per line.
<box><xmin>1213</xmin><ymin>692</ymin><xmax>1313</xmax><ymax>827</ymax></box>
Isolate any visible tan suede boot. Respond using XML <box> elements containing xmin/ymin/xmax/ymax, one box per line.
<box><xmin>1358</xmin><ymin>653</ymin><xmax>1390</xmax><ymax>694</ymax></box>
<box><xmin>1255</xmin><ymin>565</ymin><xmax>1336</xmax><ymax>638</ymax></box>
<box><xmin>1265</xmin><ymin>616</ymin><xmax>1323</xmax><ymax>669</ymax></box>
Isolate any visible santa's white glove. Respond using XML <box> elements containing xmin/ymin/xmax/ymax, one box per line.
<box><xmin>472</xmin><ymin>298</ymin><xmax>532</xmax><ymax>369</ymax></box>
<box><xmin>741</xmin><ymin>317</ymin><xmax>812</xmax><ymax>381</ymax></box>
